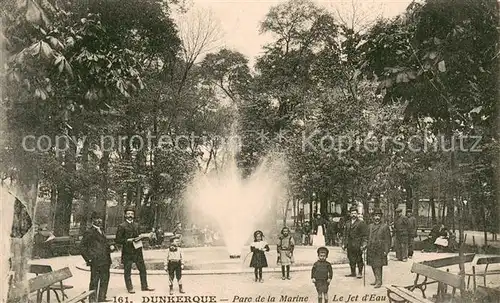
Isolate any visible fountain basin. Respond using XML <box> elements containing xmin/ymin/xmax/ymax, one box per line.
<box><xmin>76</xmin><ymin>246</ymin><xmax>348</xmax><ymax>275</ymax></box>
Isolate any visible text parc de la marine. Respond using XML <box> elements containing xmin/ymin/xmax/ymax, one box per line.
<box><xmin>141</xmin><ymin>294</ymin><xmax>386</xmax><ymax>303</ymax></box>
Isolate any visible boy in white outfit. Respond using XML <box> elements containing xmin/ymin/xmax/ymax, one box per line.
<box><xmin>165</xmin><ymin>236</ymin><xmax>184</xmax><ymax>295</ymax></box>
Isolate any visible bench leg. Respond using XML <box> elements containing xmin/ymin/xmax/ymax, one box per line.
<box><xmin>37</xmin><ymin>290</ymin><xmax>42</xmax><ymax>303</ymax></box>
<box><xmin>386</xmin><ymin>290</ymin><xmax>409</xmax><ymax>303</ymax></box>
<box><xmin>473</xmin><ymin>267</ymin><xmax>477</xmax><ymax>290</ymax></box>
<box><xmin>51</xmin><ymin>289</ymin><xmax>61</xmax><ymax>303</ymax></box>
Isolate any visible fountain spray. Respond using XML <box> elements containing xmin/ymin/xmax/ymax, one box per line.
<box><xmin>185</xmin><ymin>130</ymin><xmax>289</xmax><ymax>258</ymax></box>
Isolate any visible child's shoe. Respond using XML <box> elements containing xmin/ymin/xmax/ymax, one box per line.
<box><xmin>179</xmin><ymin>284</ymin><xmax>185</xmax><ymax>294</ymax></box>
<box><xmin>259</xmin><ymin>278</ymin><xmax>263</xmax><ymax>283</ymax></box>
<box><xmin>169</xmin><ymin>285</ymin><xmax>173</xmax><ymax>295</ymax></box>
<box><xmin>281</xmin><ymin>276</ymin><xmax>286</xmax><ymax>280</ymax></box>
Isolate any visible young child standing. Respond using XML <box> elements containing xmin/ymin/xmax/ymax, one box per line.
<box><xmin>311</xmin><ymin>247</ymin><xmax>333</xmax><ymax>303</ymax></box>
<box><xmin>249</xmin><ymin>230</ymin><xmax>270</xmax><ymax>282</ymax></box>
<box><xmin>277</xmin><ymin>226</ymin><xmax>295</xmax><ymax>280</ymax></box>
<box><xmin>165</xmin><ymin>236</ymin><xmax>185</xmax><ymax>295</ymax></box>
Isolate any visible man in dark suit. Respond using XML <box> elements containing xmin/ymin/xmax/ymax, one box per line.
<box><xmin>80</xmin><ymin>212</ymin><xmax>114</xmax><ymax>302</ymax></box>
<box><xmin>342</xmin><ymin>206</ymin><xmax>368</xmax><ymax>279</ymax></box>
<box><xmin>394</xmin><ymin>208</ymin><xmax>410</xmax><ymax>261</ymax></box>
<box><xmin>115</xmin><ymin>207</ymin><xmax>154</xmax><ymax>294</ymax></box>
<box><xmin>366</xmin><ymin>208</ymin><xmax>391</xmax><ymax>288</ymax></box>
<box><xmin>406</xmin><ymin>209</ymin><xmax>417</xmax><ymax>259</ymax></box>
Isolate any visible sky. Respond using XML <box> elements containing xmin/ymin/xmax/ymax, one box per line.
<box><xmin>176</xmin><ymin>0</ymin><xmax>414</xmax><ymax>63</ymax></box>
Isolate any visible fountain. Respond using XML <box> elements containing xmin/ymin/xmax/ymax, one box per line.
<box><xmin>185</xmin><ymin>136</ymin><xmax>289</xmax><ymax>258</ymax></box>
<box><xmin>78</xmin><ymin>131</ymin><xmax>349</xmax><ymax>275</ymax></box>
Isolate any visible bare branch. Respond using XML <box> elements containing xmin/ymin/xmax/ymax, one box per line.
<box><xmin>177</xmin><ymin>8</ymin><xmax>224</xmax><ymax>66</ymax></box>
<box><xmin>330</xmin><ymin>0</ymin><xmax>384</xmax><ymax>33</ymax></box>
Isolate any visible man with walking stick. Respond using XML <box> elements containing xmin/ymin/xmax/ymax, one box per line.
<box><xmin>342</xmin><ymin>206</ymin><xmax>368</xmax><ymax>279</ymax></box>
<box><xmin>366</xmin><ymin>208</ymin><xmax>391</xmax><ymax>288</ymax></box>
<box><xmin>80</xmin><ymin>211</ymin><xmax>115</xmax><ymax>302</ymax></box>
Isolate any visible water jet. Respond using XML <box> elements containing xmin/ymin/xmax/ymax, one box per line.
<box><xmin>186</xmin><ymin>137</ymin><xmax>289</xmax><ymax>257</ymax></box>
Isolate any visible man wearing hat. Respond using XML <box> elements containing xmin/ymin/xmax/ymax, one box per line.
<box><xmin>80</xmin><ymin>212</ymin><xmax>114</xmax><ymax>302</ymax></box>
<box><xmin>342</xmin><ymin>206</ymin><xmax>368</xmax><ymax>278</ymax></box>
<box><xmin>366</xmin><ymin>208</ymin><xmax>391</xmax><ymax>288</ymax></box>
<box><xmin>115</xmin><ymin>207</ymin><xmax>154</xmax><ymax>293</ymax></box>
<box><xmin>393</xmin><ymin>208</ymin><xmax>410</xmax><ymax>261</ymax></box>
<box><xmin>406</xmin><ymin>209</ymin><xmax>417</xmax><ymax>259</ymax></box>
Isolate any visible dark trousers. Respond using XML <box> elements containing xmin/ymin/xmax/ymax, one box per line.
<box><xmin>89</xmin><ymin>264</ymin><xmax>110</xmax><ymax>302</ymax></box>
<box><xmin>371</xmin><ymin>266</ymin><xmax>383</xmax><ymax>286</ymax></box>
<box><xmin>347</xmin><ymin>246</ymin><xmax>363</xmax><ymax>274</ymax></box>
<box><xmin>395</xmin><ymin>237</ymin><xmax>408</xmax><ymax>260</ymax></box>
<box><xmin>167</xmin><ymin>261</ymin><xmax>182</xmax><ymax>283</ymax></box>
<box><xmin>123</xmin><ymin>258</ymin><xmax>148</xmax><ymax>291</ymax></box>
<box><xmin>326</xmin><ymin>233</ymin><xmax>336</xmax><ymax>246</ymax></box>
<box><xmin>408</xmin><ymin>236</ymin><xmax>415</xmax><ymax>257</ymax></box>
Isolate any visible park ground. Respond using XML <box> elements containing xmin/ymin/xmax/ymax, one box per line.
<box><xmin>30</xmin><ymin>244</ymin><xmax>500</xmax><ymax>303</ymax></box>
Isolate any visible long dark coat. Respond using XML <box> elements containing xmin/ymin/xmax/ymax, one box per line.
<box><xmin>343</xmin><ymin>218</ymin><xmax>368</xmax><ymax>249</ymax></box>
<box><xmin>80</xmin><ymin>226</ymin><xmax>112</xmax><ymax>266</ymax></box>
<box><xmin>394</xmin><ymin>215</ymin><xmax>410</xmax><ymax>239</ymax></box>
<box><xmin>407</xmin><ymin>216</ymin><xmax>417</xmax><ymax>237</ymax></box>
<box><xmin>115</xmin><ymin>221</ymin><xmax>144</xmax><ymax>263</ymax></box>
<box><xmin>366</xmin><ymin>222</ymin><xmax>391</xmax><ymax>267</ymax></box>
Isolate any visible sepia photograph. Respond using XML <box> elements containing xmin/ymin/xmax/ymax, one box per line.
<box><xmin>1</xmin><ymin>0</ymin><xmax>499</xmax><ymax>302</ymax></box>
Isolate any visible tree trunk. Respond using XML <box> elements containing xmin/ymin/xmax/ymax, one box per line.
<box><xmin>96</xmin><ymin>151</ymin><xmax>109</xmax><ymax>230</ymax></box>
<box><xmin>450</xmin><ymin>136</ymin><xmax>465</xmax><ymax>292</ymax></box>
<box><xmin>309</xmin><ymin>198</ymin><xmax>313</xmax><ymax>222</ymax></box>
<box><xmin>48</xmin><ymin>185</ymin><xmax>57</xmax><ymax>230</ymax></box>
<box><xmin>430</xmin><ymin>196</ymin><xmax>437</xmax><ymax>226</ymax></box>
<box><xmin>320</xmin><ymin>191</ymin><xmax>328</xmax><ymax>216</ymax></box>
<box><xmin>405</xmin><ymin>184</ymin><xmax>413</xmax><ymax>210</ymax></box>
<box><xmin>495</xmin><ymin>0</ymin><xmax>500</xmax><ymax>252</ymax></box>
<box><xmin>79</xmin><ymin>139</ymin><xmax>91</xmax><ymax>236</ymax></box>
<box><xmin>54</xmin><ymin>139</ymin><xmax>76</xmax><ymax>236</ymax></box>
<box><xmin>8</xmin><ymin>159</ymin><xmax>38</xmax><ymax>302</ymax></box>
<box><xmin>341</xmin><ymin>183</ymin><xmax>348</xmax><ymax>215</ymax></box>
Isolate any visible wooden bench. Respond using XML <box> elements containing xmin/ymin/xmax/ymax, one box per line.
<box><xmin>386</xmin><ymin>285</ymin><xmax>433</xmax><ymax>303</ymax></box>
<box><xmin>51</xmin><ymin>236</ymin><xmax>76</xmax><ymax>256</ymax></box>
<box><xmin>8</xmin><ymin>267</ymin><xmax>94</xmax><ymax>303</ymax></box>
<box><xmin>411</xmin><ymin>254</ymin><xmax>474</xmax><ymax>297</ymax></box>
<box><xmin>387</xmin><ymin>262</ymin><xmax>467</xmax><ymax>303</ymax></box>
<box><xmin>30</xmin><ymin>264</ymin><xmax>74</xmax><ymax>302</ymax></box>
<box><xmin>464</xmin><ymin>255</ymin><xmax>500</xmax><ymax>290</ymax></box>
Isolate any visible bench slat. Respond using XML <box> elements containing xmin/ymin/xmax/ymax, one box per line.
<box><xmin>62</xmin><ymin>290</ymin><xmax>95</xmax><ymax>303</ymax></box>
<box><xmin>411</xmin><ymin>263</ymin><xmax>463</xmax><ymax>289</ymax></box>
<box><xmin>476</xmin><ymin>256</ymin><xmax>500</xmax><ymax>265</ymax></box>
<box><xmin>421</xmin><ymin>254</ymin><xmax>475</xmax><ymax>268</ymax></box>
<box><xmin>30</xmin><ymin>267</ymin><xmax>73</xmax><ymax>291</ymax></box>
<box><xmin>29</xmin><ymin>264</ymin><xmax>53</xmax><ymax>275</ymax></box>
<box><xmin>386</xmin><ymin>285</ymin><xmax>433</xmax><ymax>303</ymax></box>
<box><xmin>8</xmin><ymin>267</ymin><xmax>73</xmax><ymax>301</ymax></box>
